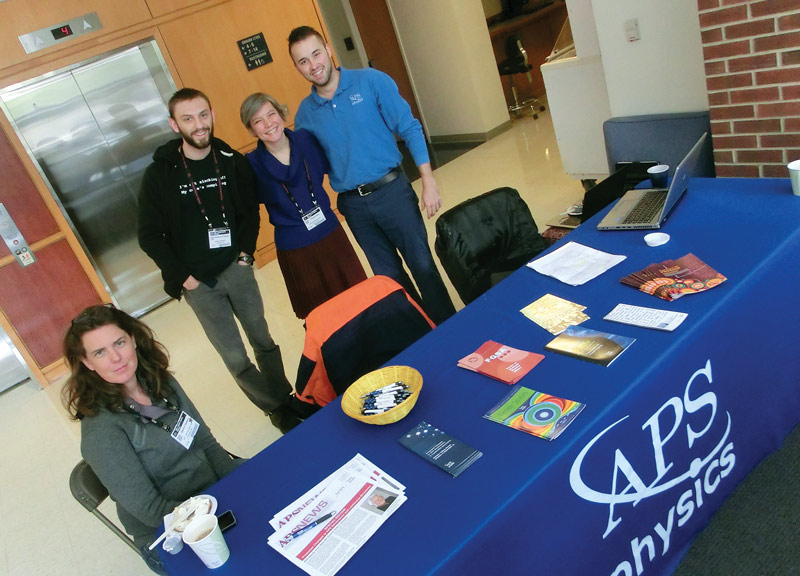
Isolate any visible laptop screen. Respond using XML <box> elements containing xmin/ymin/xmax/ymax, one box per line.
<box><xmin>661</xmin><ymin>132</ymin><xmax>708</xmax><ymax>220</ymax></box>
<box><xmin>581</xmin><ymin>166</ymin><xmax>629</xmax><ymax>223</ymax></box>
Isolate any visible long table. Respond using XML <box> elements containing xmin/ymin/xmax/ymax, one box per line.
<box><xmin>163</xmin><ymin>177</ymin><xmax>800</xmax><ymax>575</ymax></box>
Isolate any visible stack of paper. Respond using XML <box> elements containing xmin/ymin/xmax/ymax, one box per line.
<box><xmin>267</xmin><ymin>454</ymin><xmax>406</xmax><ymax>576</ymax></box>
<box><xmin>620</xmin><ymin>253</ymin><xmax>726</xmax><ymax>301</ymax></box>
<box><xmin>520</xmin><ymin>293</ymin><xmax>589</xmax><ymax>334</ymax></box>
<box><xmin>458</xmin><ymin>340</ymin><xmax>544</xmax><ymax>384</ymax></box>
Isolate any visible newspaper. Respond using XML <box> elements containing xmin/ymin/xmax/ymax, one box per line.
<box><xmin>267</xmin><ymin>454</ymin><xmax>406</xmax><ymax>576</ymax></box>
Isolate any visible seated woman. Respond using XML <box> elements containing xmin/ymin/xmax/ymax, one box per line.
<box><xmin>63</xmin><ymin>305</ymin><xmax>240</xmax><ymax>575</ymax></box>
<box><xmin>241</xmin><ymin>92</ymin><xmax>367</xmax><ymax>319</ymax></box>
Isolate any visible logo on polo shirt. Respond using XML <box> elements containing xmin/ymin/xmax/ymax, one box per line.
<box><xmin>349</xmin><ymin>93</ymin><xmax>364</xmax><ymax>106</ymax></box>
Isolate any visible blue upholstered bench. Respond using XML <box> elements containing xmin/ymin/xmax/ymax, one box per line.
<box><xmin>603</xmin><ymin>111</ymin><xmax>715</xmax><ymax>178</ymax></box>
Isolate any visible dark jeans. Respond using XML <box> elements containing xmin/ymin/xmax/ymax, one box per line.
<box><xmin>337</xmin><ymin>173</ymin><xmax>455</xmax><ymax>325</ymax></box>
<box><xmin>183</xmin><ymin>260</ymin><xmax>292</xmax><ymax>413</ymax></box>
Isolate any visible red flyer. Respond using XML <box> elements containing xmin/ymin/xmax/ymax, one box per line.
<box><xmin>458</xmin><ymin>340</ymin><xmax>544</xmax><ymax>385</ymax></box>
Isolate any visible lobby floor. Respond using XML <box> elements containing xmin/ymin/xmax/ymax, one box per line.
<box><xmin>0</xmin><ymin>107</ymin><xmax>585</xmax><ymax>576</ymax></box>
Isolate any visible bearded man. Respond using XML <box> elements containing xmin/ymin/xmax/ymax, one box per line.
<box><xmin>137</xmin><ymin>88</ymin><xmax>300</xmax><ymax>434</ymax></box>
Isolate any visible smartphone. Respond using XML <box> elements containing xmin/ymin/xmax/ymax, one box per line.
<box><xmin>217</xmin><ymin>510</ymin><xmax>237</xmax><ymax>533</ymax></box>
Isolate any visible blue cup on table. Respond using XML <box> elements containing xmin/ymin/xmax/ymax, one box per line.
<box><xmin>647</xmin><ymin>164</ymin><xmax>669</xmax><ymax>189</ymax></box>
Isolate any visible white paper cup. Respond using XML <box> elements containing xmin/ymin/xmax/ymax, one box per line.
<box><xmin>788</xmin><ymin>159</ymin><xmax>800</xmax><ymax>196</ymax></box>
<box><xmin>647</xmin><ymin>164</ymin><xmax>669</xmax><ymax>188</ymax></box>
<box><xmin>182</xmin><ymin>514</ymin><xmax>230</xmax><ymax>569</ymax></box>
<box><xmin>644</xmin><ymin>232</ymin><xmax>670</xmax><ymax>247</ymax></box>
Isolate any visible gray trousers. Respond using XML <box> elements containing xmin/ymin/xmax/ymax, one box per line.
<box><xmin>183</xmin><ymin>261</ymin><xmax>291</xmax><ymax>413</ymax></box>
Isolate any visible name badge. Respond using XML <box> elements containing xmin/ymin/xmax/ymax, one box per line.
<box><xmin>302</xmin><ymin>207</ymin><xmax>327</xmax><ymax>231</ymax></box>
<box><xmin>171</xmin><ymin>411</ymin><xmax>199</xmax><ymax>449</ymax></box>
<box><xmin>208</xmin><ymin>227</ymin><xmax>232</xmax><ymax>249</ymax></box>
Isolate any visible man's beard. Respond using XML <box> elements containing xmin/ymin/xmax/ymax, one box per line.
<box><xmin>181</xmin><ymin>123</ymin><xmax>214</xmax><ymax>151</ymax></box>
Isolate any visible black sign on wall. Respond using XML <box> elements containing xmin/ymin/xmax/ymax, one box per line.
<box><xmin>238</xmin><ymin>33</ymin><xmax>273</xmax><ymax>71</ymax></box>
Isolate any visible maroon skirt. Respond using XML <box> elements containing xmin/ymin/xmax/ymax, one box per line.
<box><xmin>277</xmin><ymin>225</ymin><xmax>368</xmax><ymax>319</ymax></box>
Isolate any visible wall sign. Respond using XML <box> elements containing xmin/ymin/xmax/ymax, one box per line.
<box><xmin>237</xmin><ymin>33</ymin><xmax>273</xmax><ymax>71</ymax></box>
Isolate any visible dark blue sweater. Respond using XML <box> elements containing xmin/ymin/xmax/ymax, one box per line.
<box><xmin>246</xmin><ymin>129</ymin><xmax>339</xmax><ymax>250</ymax></box>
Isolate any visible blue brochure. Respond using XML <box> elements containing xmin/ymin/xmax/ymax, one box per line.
<box><xmin>398</xmin><ymin>421</ymin><xmax>482</xmax><ymax>478</ymax></box>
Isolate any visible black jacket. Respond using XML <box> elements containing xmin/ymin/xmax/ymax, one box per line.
<box><xmin>138</xmin><ymin>137</ymin><xmax>259</xmax><ymax>299</ymax></box>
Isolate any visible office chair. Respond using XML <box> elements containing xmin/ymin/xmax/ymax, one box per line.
<box><xmin>69</xmin><ymin>459</ymin><xmax>140</xmax><ymax>553</ymax></box>
<box><xmin>435</xmin><ymin>187</ymin><xmax>549</xmax><ymax>305</ymax></box>
<box><xmin>294</xmin><ymin>276</ymin><xmax>436</xmax><ymax>408</ymax></box>
<box><xmin>497</xmin><ymin>36</ymin><xmax>546</xmax><ymax>119</ymax></box>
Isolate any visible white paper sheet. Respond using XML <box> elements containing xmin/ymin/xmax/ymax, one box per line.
<box><xmin>527</xmin><ymin>241</ymin><xmax>626</xmax><ymax>286</ymax></box>
<box><xmin>604</xmin><ymin>303</ymin><xmax>688</xmax><ymax>331</ymax></box>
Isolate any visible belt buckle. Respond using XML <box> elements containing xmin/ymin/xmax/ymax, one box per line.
<box><xmin>357</xmin><ymin>184</ymin><xmax>372</xmax><ymax>197</ymax></box>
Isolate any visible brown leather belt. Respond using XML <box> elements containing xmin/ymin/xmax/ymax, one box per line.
<box><xmin>344</xmin><ymin>167</ymin><xmax>402</xmax><ymax>196</ymax></box>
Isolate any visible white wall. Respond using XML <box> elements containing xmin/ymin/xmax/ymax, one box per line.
<box><xmin>387</xmin><ymin>0</ymin><xmax>510</xmax><ymax>138</ymax></box>
<box><xmin>591</xmin><ymin>0</ymin><xmax>709</xmax><ymax>116</ymax></box>
<box><xmin>316</xmin><ymin>0</ymin><xmax>366</xmax><ymax>70</ymax></box>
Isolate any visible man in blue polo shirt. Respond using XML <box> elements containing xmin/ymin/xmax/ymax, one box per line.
<box><xmin>288</xmin><ymin>26</ymin><xmax>456</xmax><ymax>325</ymax></box>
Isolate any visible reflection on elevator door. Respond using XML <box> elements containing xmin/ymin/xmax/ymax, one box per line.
<box><xmin>0</xmin><ymin>39</ymin><xmax>177</xmax><ymax>316</ymax></box>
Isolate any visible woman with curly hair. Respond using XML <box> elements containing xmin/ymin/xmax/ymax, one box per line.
<box><xmin>63</xmin><ymin>305</ymin><xmax>239</xmax><ymax>574</ymax></box>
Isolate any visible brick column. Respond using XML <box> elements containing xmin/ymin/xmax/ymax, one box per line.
<box><xmin>697</xmin><ymin>0</ymin><xmax>800</xmax><ymax>177</ymax></box>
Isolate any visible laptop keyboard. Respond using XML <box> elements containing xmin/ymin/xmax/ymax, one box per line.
<box><xmin>622</xmin><ymin>190</ymin><xmax>666</xmax><ymax>224</ymax></box>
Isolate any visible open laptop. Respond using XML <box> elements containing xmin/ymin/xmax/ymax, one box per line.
<box><xmin>597</xmin><ymin>132</ymin><xmax>708</xmax><ymax>230</ymax></box>
<box><xmin>581</xmin><ymin>165</ymin><xmax>630</xmax><ymax>223</ymax></box>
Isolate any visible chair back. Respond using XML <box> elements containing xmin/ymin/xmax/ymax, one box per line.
<box><xmin>603</xmin><ymin>111</ymin><xmax>715</xmax><ymax>178</ymax></box>
<box><xmin>498</xmin><ymin>36</ymin><xmax>531</xmax><ymax>75</ymax></box>
<box><xmin>295</xmin><ymin>276</ymin><xmax>435</xmax><ymax>407</ymax></box>
<box><xmin>435</xmin><ymin>187</ymin><xmax>548</xmax><ymax>304</ymax></box>
<box><xmin>70</xmin><ymin>459</ymin><xmax>140</xmax><ymax>553</ymax></box>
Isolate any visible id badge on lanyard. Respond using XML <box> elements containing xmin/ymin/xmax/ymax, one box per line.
<box><xmin>208</xmin><ymin>227</ymin><xmax>232</xmax><ymax>249</ymax></box>
<box><xmin>171</xmin><ymin>411</ymin><xmax>200</xmax><ymax>449</ymax></box>
<box><xmin>301</xmin><ymin>206</ymin><xmax>327</xmax><ymax>231</ymax></box>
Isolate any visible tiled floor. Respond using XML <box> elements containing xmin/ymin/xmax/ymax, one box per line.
<box><xmin>0</xmin><ymin>108</ymin><xmax>584</xmax><ymax>576</ymax></box>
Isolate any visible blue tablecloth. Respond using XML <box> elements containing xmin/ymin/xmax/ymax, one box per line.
<box><xmin>163</xmin><ymin>177</ymin><xmax>800</xmax><ymax>575</ymax></box>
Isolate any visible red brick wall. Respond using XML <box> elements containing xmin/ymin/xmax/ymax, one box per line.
<box><xmin>698</xmin><ymin>0</ymin><xmax>800</xmax><ymax>177</ymax></box>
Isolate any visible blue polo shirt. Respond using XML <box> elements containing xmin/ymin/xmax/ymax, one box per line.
<box><xmin>294</xmin><ymin>67</ymin><xmax>430</xmax><ymax>192</ymax></box>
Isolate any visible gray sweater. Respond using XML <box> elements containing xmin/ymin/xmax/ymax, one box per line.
<box><xmin>81</xmin><ymin>376</ymin><xmax>240</xmax><ymax>546</ymax></box>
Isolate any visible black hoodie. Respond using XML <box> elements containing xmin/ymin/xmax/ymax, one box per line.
<box><xmin>138</xmin><ymin>137</ymin><xmax>259</xmax><ymax>299</ymax></box>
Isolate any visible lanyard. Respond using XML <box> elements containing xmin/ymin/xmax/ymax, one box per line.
<box><xmin>180</xmin><ymin>146</ymin><xmax>229</xmax><ymax>229</ymax></box>
<box><xmin>279</xmin><ymin>156</ymin><xmax>319</xmax><ymax>217</ymax></box>
<box><xmin>123</xmin><ymin>397</ymin><xmax>179</xmax><ymax>433</ymax></box>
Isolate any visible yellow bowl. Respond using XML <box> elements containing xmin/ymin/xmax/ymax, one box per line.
<box><xmin>341</xmin><ymin>366</ymin><xmax>422</xmax><ymax>425</ymax></box>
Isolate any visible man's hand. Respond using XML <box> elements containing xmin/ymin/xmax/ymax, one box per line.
<box><xmin>182</xmin><ymin>275</ymin><xmax>200</xmax><ymax>291</ymax></box>
<box><xmin>418</xmin><ymin>163</ymin><xmax>442</xmax><ymax>219</ymax></box>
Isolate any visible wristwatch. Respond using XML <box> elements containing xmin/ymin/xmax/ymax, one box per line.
<box><xmin>237</xmin><ymin>253</ymin><xmax>255</xmax><ymax>265</ymax></box>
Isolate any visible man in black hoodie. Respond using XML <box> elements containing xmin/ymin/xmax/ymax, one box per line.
<box><xmin>138</xmin><ymin>88</ymin><xmax>300</xmax><ymax>434</ymax></box>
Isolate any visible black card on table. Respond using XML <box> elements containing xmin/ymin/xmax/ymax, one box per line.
<box><xmin>398</xmin><ymin>421</ymin><xmax>482</xmax><ymax>478</ymax></box>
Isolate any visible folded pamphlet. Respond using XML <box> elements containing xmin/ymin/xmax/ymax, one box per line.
<box><xmin>545</xmin><ymin>326</ymin><xmax>635</xmax><ymax>366</ymax></box>
<box><xmin>458</xmin><ymin>340</ymin><xmax>544</xmax><ymax>384</ymax></box>
<box><xmin>398</xmin><ymin>421</ymin><xmax>482</xmax><ymax>477</ymax></box>
<box><xmin>483</xmin><ymin>386</ymin><xmax>585</xmax><ymax>441</ymax></box>
<box><xmin>620</xmin><ymin>253</ymin><xmax>726</xmax><ymax>301</ymax></box>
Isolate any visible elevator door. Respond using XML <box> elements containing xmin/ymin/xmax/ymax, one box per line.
<box><xmin>0</xmin><ymin>40</ymin><xmax>176</xmax><ymax>316</ymax></box>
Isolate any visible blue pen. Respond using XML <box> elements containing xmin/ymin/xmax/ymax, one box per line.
<box><xmin>286</xmin><ymin>511</ymin><xmax>336</xmax><ymax>540</ymax></box>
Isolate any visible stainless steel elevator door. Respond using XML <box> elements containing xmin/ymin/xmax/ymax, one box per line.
<box><xmin>0</xmin><ymin>40</ymin><xmax>176</xmax><ymax>316</ymax></box>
